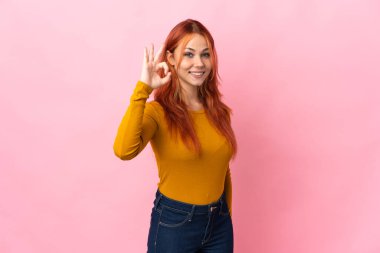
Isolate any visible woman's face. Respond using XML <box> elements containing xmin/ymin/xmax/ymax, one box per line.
<box><xmin>167</xmin><ymin>34</ymin><xmax>212</xmax><ymax>90</ymax></box>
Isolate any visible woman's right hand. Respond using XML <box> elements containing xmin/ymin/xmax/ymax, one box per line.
<box><xmin>139</xmin><ymin>44</ymin><xmax>171</xmax><ymax>89</ymax></box>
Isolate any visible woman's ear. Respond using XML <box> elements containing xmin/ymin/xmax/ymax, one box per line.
<box><xmin>166</xmin><ymin>50</ymin><xmax>175</xmax><ymax>66</ymax></box>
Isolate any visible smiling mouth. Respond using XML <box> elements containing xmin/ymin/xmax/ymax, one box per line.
<box><xmin>189</xmin><ymin>71</ymin><xmax>206</xmax><ymax>77</ymax></box>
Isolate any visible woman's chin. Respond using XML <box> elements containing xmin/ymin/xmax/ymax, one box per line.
<box><xmin>189</xmin><ymin>78</ymin><xmax>207</xmax><ymax>86</ymax></box>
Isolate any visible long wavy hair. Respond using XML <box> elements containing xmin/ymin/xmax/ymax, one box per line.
<box><xmin>154</xmin><ymin>19</ymin><xmax>237</xmax><ymax>158</ymax></box>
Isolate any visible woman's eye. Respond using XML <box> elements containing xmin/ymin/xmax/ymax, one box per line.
<box><xmin>184</xmin><ymin>52</ymin><xmax>210</xmax><ymax>58</ymax></box>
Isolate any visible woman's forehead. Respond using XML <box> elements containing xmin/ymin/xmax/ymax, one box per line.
<box><xmin>178</xmin><ymin>34</ymin><xmax>209</xmax><ymax>51</ymax></box>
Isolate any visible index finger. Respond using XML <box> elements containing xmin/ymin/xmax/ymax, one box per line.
<box><xmin>153</xmin><ymin>45</ymin><xmax>165</xmax><ymax>64</ymax></box>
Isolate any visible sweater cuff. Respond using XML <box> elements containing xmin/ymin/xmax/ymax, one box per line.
<box><xmin>137</xmin><ymin>81</ymin><xmax>153</xmax><ymax>92</ymax></box>
<box><xmin>131</xmin><ymin>81</ymin><xmax>154</xmax><ymax>101</ymax></box>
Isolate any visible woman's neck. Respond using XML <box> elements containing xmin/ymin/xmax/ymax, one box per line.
<box><xmin>180</xmin><ymin>85</ymin><xmax>203</xmax><ymax>111</ymax></box>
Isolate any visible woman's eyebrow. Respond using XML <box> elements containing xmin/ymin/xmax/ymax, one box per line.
<box><xmin>185</xmin><ymin>47</ymin><xmax>210</xmax><ymax>52</ymax></box>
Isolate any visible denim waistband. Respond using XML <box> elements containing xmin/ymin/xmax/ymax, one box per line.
<box><xmin>153</xmin><ymin>188</ymin><xmax>226</xmax><ymax>215</ymax></box>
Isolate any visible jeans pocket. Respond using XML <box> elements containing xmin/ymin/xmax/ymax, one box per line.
<box><xmin>158</xmin><ymin>205</ymin><xmax>191</xmax><ymax>228</ymax></box>
<box><xmin>219</xmin><ymin>201</ymin><xmax>230</xmax><ymax>216</ymax></box>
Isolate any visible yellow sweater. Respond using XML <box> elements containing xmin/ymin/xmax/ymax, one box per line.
<box><xmin>114</xmin><ymin>81</ymin><xmax>233</xmax><ymax>215</ymax></box>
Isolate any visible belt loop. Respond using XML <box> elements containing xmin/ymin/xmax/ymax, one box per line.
<box><xmin>154</xmin><ymin>193</ymin><xmax>162</xmax><ymax>210</ymax></box>
<box><xmin>219</xmin><ymin>193</ymin><xmax>224</xmax><ymax>214</ymax></box>
<box><xmin>188</xmin><ymin>205</ymin><xmax>195</xmax><ymax>222</ymax></box>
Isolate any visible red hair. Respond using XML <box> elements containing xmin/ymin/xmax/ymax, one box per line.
<box><xmin>154</xmin><ymin>19</ymin><xmax>237</xmax><ymax>158</ymax></box>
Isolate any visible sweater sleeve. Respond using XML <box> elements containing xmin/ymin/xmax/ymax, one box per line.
<box><xmin>224</xmin><ymin>166</ymin><xmax>233</xmax><ymax>216</ymax></box>
<box><xmin>113</xmin><ymin>81</ymin><xmax>157</xmax><ymax>160</ymax></box>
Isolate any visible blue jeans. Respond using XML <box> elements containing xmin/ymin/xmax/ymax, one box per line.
<box><xmin>147</xmin><ymin>189</ymin><xmax>234</xmax><ymax>253</ymax></box>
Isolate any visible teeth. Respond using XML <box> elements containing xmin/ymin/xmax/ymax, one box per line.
<box><xmin>190</xmin><ymin>71</ymin><xmax>204</xmax><ymax>77</ymax></box>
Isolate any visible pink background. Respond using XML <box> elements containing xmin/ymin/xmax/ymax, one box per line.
<box><xmin>1</xmin><ymin>0</ymin><xmax>380</xmax><ymax>252</ymax></box>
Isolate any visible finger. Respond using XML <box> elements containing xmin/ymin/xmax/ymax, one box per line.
<box><xmin>156</xmin><ymin>62</ymin><xmax>169</xmax><ymax>75</ymax></box>
<box><xmin>160</xmin><ymin>71</ymin><xmax>171</xmax><ymax>84</ymax></box>
<box><xmin>149</xmin><ymin>43</ymin><xmax>154</xmax><ymax>63</ymax></box>
<box><xmin>154</xmin><ymin>45</ymin><xmax>164</xmax><ymax>64</ymax></box>
<box><xmin>143</xmin><ymin>47</ymin><xmax>148</xmax><ymax>63</ymax></box>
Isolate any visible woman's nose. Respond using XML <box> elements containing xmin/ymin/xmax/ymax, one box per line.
<box><xmin>193</xmin><ymin>55</ymin><xmax>205</xmax><ymax>67</ymax></box>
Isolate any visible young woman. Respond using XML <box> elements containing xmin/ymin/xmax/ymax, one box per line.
<box><xmin>114</xmin><ymin>19</ymin><xmax>237</xmax><ymax>253</ymax></box>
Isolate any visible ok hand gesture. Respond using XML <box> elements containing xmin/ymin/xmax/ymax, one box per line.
<box><xmin>139</xmin><ymin>44</ymin><xmax>171</xmax><ymax>89</ymax></box>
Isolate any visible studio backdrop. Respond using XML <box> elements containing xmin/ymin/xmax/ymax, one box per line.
<box><xmin>1</xmin><ymin>0</ymin><xmax>379</xmax><ymax>252</ymax></box>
